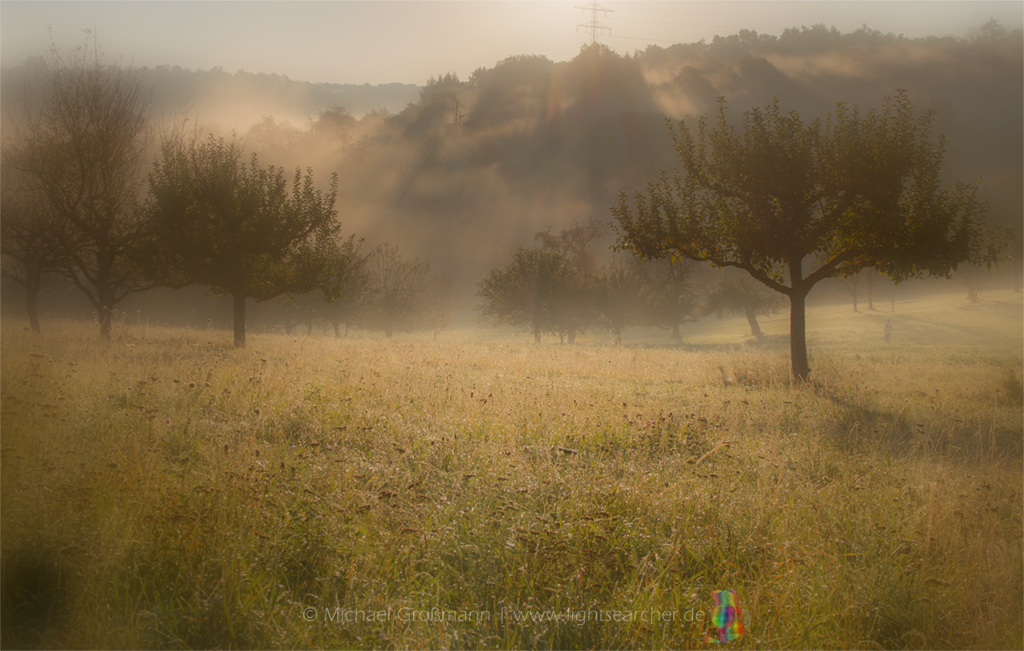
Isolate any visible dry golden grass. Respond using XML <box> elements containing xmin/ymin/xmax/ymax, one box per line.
<box><xmin>1</xmin><ymin>290</ymin><xmax>1021</xmax><ymax>649</ymax></box>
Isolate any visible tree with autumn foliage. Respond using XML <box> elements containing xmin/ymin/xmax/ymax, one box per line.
<box><xmin>614</xmin><ymin>91</ymin><xmax>992</xmax><ymax>380</ymax></box>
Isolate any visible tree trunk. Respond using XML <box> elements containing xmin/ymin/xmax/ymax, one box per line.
<box><xmin>866</xmin><ymin>269</ymin><xmax>874</xmax><ymax>310</ymax></box>
<box><xmin>743</xmin><ymin>305</ymin><xmax>763</xmax><ymax>340</ymax></box>
<box><xmin>383</xmin><ymin>305</ymin><xmax>395</xmax><ymax>338</ymax></box>
<box><xmin>233</xmin><ymin>293</ymin><xmax>246</xmax><ymax>347</ymax></box>
<box><xmin>99</xmin><ymin>308</ymin><xmax>111</xmax><ymax>339</ymax></box>
<box><xmin>307</xmin><ymin>321</ymin><xmax>313</xmax><ymax>336</ymax></box>
<box><xmin>671</xmin><ymin>322</ymin><xmax>681</xmax><ymax>343</ymax></box>
<box><xmin>789</xmin><ymin>291</ymin><xmax>810</xmax><ymax>382</ymax></box>
<box><xmin>789</xmin><ymin>259</ymin><xmax>810</xmax><ymax>382</ymax></box>
<box><xmin>98</xmin><ymin>284</ymin><xmax>116</xmax><ymax>340</ymax></box>
<box><xmin>26</xmin><ymin>290</ymin><xmax>41</xmax><ymax>334</ymax></box>
<box><xmin>333</xmin><ymin>321</ymin><xmax>341</xmax><ymax>338</ymax></box>
<box><xmin>26</xmin><ymin>270</ymin><xmax>41</xmax><ymax>334</ymax></box>
<box><xmin>567</xmin><ymin>329</ymin><xmax>577</xmax><ymax>345</ymax></box>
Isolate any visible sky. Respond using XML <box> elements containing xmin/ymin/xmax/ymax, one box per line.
<box><xmin>1</xmin><ymin>1</ymin><xmax>1022</xmax><ymax>85</ymax></box>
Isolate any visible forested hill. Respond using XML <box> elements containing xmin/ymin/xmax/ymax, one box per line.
<box><xmin>140</xmin><ymin>66</ymin><xmax>421</xmax><ymax>130</ymax></box>
<box><xmin>636</xmin><ymin>23</ymin><xmax>1023</xmax><ymax>179</ymax></box>
<box><xmin>281</xmin><ymin>23</ymin><xmax>1019</xmax><ymax>286</ymax></box>
<box><xmin>3</xmin><ymin>23</ymin><xmax>1020</xmax><ymax>292</ymax></box>
<box><xmin>1</xmin><ymin>56</ymin><xmax>421</xmax><ymax>129</ymax></box>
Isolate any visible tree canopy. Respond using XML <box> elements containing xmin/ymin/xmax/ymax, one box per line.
<box><xmin>477</xmin><ymin>246</ymin><xmax>580</xmax><ymax>343</ymax></box>
<box><xmin>362</xmin><ymin>243</ymin><xmax>430</xmax><ymax>338</ymax></box>
<box><xmin>613</xmin><ymin>91</ymin><xmax>991</xmax><ymax>380</ymax></box>
<box><xmin>0</xmin><ymin>165</ymin><xmax>65</xmax><ymax>333</ymax></box>
<box><xmin>2</xmin><ymin>42</ymin><xmax>152</xmax><ymax>339</ymax></box>
<box><xmin>143</xmin><ymin>133</ymin><xmax>343</xmax><ymax>346</ymax></box>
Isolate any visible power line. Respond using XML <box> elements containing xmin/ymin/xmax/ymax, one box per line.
<box><xmin>607</xmin><ymin>33</ymin><xmax>681</xmax><ymax>45</ymax></box>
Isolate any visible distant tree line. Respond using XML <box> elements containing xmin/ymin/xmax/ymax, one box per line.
<box><xmin>476</xmin><ymin>218</ymin><xmax>783</xmax><ymax>345</ymax></box>
<box><xmin>0</xmin><ymin>41</ymin><xmax>784</xmax><ymax>348</ymax></box>
<box><xmin>0</xmin><ymin>42</ymin><xmax>449</xmax><ymax>345</ymax></box>
<box><xmin>1</xmin><ymin>34</ymin><xmax>1014</xmax><ymax>379</ymax></box>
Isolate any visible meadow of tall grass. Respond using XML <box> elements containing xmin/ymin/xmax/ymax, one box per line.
<box><xmin>1</xmin><ymin>290</ymin><xmax>1021</xmax><ymax>649</ymax></box>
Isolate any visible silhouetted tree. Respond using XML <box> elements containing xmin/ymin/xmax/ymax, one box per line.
<box><xmin>702</xmin><ymin>272</ymin><xmax>784</xmax><ymax>340</ymax></box>
<box><xmin>477</xmin><ymin>247</ymin><xmax>579</xmax><ymax>343</ymax></box>
<box><xmin>614</xmin><ymin>92</ymin><xmax>991</xmax><ymax>380</ymax></box>
<box><xmin>404</xmin><ymin>73</ymin><xmax>467</xmax><ymax>137</ymax></box>
<box><xmin>842</xmin><ymin>271</ymin><xmax>862</xmax><ymax>313</ymax></box>
<box><xmin>0</xmin><ymin>166</ymin><xmax>66</xmax><ymax>333</ymax></box>
<box><xmin>266</xmin><ymin>234</ymin><xmax>364</xmax><ymax>336</ymax></box>
<box><xmin>597</xmin><ymin>256</ymin><xmax>651</xmax><ymax>345</ymax></box>
<box><xmin>247</xmin><ymin>116</ymin><xmax>303</xmax><ymax>164</ymax></box>
<box><xmin>640</xmin><ymin>256</ymin><xmax>704</xmax><ymax>342</ymax></box>
<box><xmin>363</xmin><ymin>243</ymin><xmax>430</xmax><ymax>338</ymax></box>
<box><xmin>311</xmin><ymin>105</ymin><xmax>358</xmax><ymax>135</ymax></box>
<box><xmin>535</xmin><ymin>219</ymin><xmax>605</xmax><ymax>343</ymax></box>
<box><xmin>144</xmin><ymin>133</ymin><xmax>342</xmax><ymax>347</ymax></box>
<box><xmin>3</xmin><ymin>41</ymin><xmax>152</xmax><ymax>339</ymax></box>
<box><xmin>956</xmin><ymin>224</ymin><xmax>1014</xmax><ymax>303</ymax></box>
<box><xmin>320</xmin><ymin>234</ymin><xmax>366</xmax><ymax>337</ymax></box>
<box><xmin>981</xmin><ymin>167</ymin><xmax>1023</xmax><ymax>293</ymax></box>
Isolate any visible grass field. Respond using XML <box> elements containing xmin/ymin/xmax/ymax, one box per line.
<box><xmin>2</xmin><ymin>290</ymin><xmax>1022</xmax><ymax>649</ymax></box>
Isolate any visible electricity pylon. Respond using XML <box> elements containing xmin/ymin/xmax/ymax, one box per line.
<box><xmin>576</xmin><ymin>2</ymin><xmax>613</xmax><ymax>44</ymax></box>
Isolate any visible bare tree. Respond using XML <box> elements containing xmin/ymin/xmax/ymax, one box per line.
<box><xmin>3</xmin><ymin>40</ymin><xmax>152</xmax><ymax>339</ymax></box>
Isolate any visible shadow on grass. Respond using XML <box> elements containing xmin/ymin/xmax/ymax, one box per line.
<box><xmin>0</xmin><ymin>542</ymin><xmax>72</xmax><ymax>649</ymax></box>
<box><xmin>612</xmin><ymin>338</ymin><xmax>784</xmax><ymax>354</ymax></box>
<box><xmin>810</xmin><ymin>382</ymin><xmax>1023</xmax><ymax>461</ymax></box>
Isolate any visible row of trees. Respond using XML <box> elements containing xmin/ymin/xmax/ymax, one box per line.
<box><xmin>478</xmin><ymin>91</ymin><xmax>1005</xmax><ymax>382</ymax></box>
<box><xmin>477</xmin><ymin>220</ymin><xmax>783</xmax><ymax>345</ymax></box>
<box><xmin>263</xmin><ymin>243</ymin><xmax>454</xmax><ymax>340</ymax></box>
<box><xmin>1</xmin><ymin>44</ymin><xmax>444</xmax><ymax>346</ymax></box>
<box><xmin>2</xmin><ymin>44</ymin><xmax>1007</xmax><ymax>381</ymax></box>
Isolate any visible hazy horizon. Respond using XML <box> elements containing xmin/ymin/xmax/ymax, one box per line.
<box><xmin>2</xmin><ymin>1</ymin><xmax>1022</xmax><ymax>86</ymax></box>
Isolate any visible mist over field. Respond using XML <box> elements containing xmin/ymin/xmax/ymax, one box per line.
<box><xmin>2</xmin><ymin>22</ymin><xmax>1021</xmax><ymax>329</ymax></box>
<box><xmin>1</xmin><ymin>15</ymin><xmax>1022</xmax><ymax>651</ymax></box>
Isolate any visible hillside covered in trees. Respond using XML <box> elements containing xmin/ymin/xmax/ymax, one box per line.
<box><xmin>2</xmin><ymin>22</ymin><xmax>1021</xmax><ymax>331</ymax></box>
